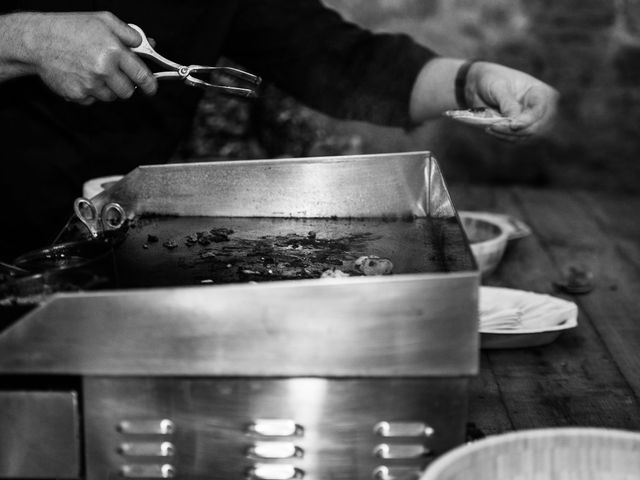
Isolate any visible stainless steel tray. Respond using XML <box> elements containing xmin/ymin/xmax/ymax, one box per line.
<box><xmin>0</xmin><ymin>152</ymin><xmax>479</xmax><ymax>377</ymax></box>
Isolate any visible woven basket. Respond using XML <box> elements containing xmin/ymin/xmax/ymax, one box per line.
<box><xmin>421</xmin><ymin>428</ymin><xmax>640</xmax><ymax>480</ymax></box>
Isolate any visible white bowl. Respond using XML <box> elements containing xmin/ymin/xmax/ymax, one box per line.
<box><xmin>82</xmin><ymin>175</ymin><xmax>124</xmax><ymax>199</ymax></box>
<box><xmin>421</xmin><ymin>428</ymin><xmax>640</xmax><ymax>480</ymax></box>
<box><xmin>459</xmin><ymin>212</ymin><xmax>510</xmax><ymax>277</ymax></box>
<box><xmin>459</xmin><ymin>211</ymin><xmax>531</xmax><ymax>277</ymax></box>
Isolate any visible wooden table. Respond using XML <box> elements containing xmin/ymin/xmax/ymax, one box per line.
<box><xmin>449</xmin><ymin>185</ymin><xmax>640</xmax><ymax>436</ymax></box>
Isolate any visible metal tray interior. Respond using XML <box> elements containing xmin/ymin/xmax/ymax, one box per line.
<box><xmin>113</xmin><ymin>216</ymin><xmax>470</xmax><ymax>288</ymax></box>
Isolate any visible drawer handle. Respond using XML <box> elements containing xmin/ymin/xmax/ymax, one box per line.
<box><xmin>373</xmin><ymin>421</ymin><xmax>434</xmax><ymax>438</ymax></box>
<box><xmin>118</xmin><ymin>441</ymin><xmax>175</xmax><ymax>457</ymax></box>
<box><xmin>247</xmin><ymin>442</ymin><xmax>304</xmax><ymax>459</ymax></box>
<box><xmin>373</xmin><ymin>444</ymin><xmax>430</xmax><ymax>459</ymax></box>
<box><xmin>120</xmin><ymin>464</ymin><xmax>175</xmax><ymax>478</ymax></box>
<box><xmin>373</xmin><ymin>466</ymin><xmax>422</xmax><ymax>480</ymax></box>
<box><xmin>247</xmin><ymin>420</ymin><xmax>303</xmax><ymax>437</ymax></box>
<box><xmin>118</xmin><ymin>419</ymin><xmax>175</xmax><ymax>435</ymax></box>
<box><xmin>247</xmin><ymin>464</ymin><xmax>304</xmax><ymax>480</ymax></box>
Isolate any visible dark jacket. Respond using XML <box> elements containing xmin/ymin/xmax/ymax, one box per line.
<box><xmin>0</xmin><ymin>0</ymin><xmax>434</xmax><ymax>257</ymax></box>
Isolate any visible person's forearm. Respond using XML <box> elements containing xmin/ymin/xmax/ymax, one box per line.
<box><xmin>409</xmin><ymin>57</ymin><xmax>466</xmax><ymax>123</ymax></box>
<box><xmin>226</xmin><ymin>0</ymin><xmax>436</xmax><ymax>127</ymax></box>
<box><xmin>0</xmin><ymin>13</ymin><xmax>38</xmax><ymax>82</ymax></box>
<box><xmin>411</xmin><ymin>56</ymin><xmax>559</xmax><ymax>141</ymax></box>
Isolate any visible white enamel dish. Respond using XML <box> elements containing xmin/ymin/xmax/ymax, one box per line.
<box><xmin>479</xmin><ymin>286</ymin><xmax>578</xmax><ymax>349</ymax></box>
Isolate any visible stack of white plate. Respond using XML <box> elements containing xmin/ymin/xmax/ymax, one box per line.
<box><xmin>479</xmin><ymin>286</ymin><xmax>578</xmax><ymax>349</ymax></box>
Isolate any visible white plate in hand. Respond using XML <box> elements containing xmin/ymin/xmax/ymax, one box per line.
<box><xmin>479</xmin><ymin>287</ymin><xmax>578</xmax><ymax>349</ymax></box>
<box><xmin>444</xmin><ymin>108</ymin><xmax>508</xmax><ymax>126</ymax></box>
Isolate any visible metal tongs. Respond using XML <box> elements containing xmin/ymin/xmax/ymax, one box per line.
<box><xmin>129</xmin><ymin>24</ymin><xmax>261</xmax><ymax>98</ymax></box>
<box><xmin>73</xmin><ymin>198</ymin><xmax>127</xmax><ymax>239</ymax></box>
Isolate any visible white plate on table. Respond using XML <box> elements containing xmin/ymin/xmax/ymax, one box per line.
<box><xmin>480</xmin><ymin>286</ymin><xmax>578</xmax><ymax>349</ymax></box>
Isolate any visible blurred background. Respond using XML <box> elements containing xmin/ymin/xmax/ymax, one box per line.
<box><xmin>174</xmin><ymin>0</ymin><xmax>640</xmax><ymax>193</ymax></box>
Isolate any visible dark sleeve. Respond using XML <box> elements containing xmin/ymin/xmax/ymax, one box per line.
<box><xmin>222</xmin><ymin>0</ymin><xmax>437</xmax><ymax>127</ymax></box>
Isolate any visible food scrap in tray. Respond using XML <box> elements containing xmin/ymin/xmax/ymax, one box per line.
<box><xmin>184</xmin><ymin>228</ymin><xmax>234</xmax><ymax>247</ymax></box>
<box><xmin>127</xmin><ymin>220</ymin><xmax>394</xmax><ymax>285</ymax></box>
<box><xmin>180</xmin><ymin>229</ymin><xmax>394</xmax><ymax>281</ymax></box>
<box><xmin>116</xmin><ymin>215</ymin><xmax>469</xmax><ymax>288</ymax></box>
<box><xmin>354</xmin><ymin>255</ymin><xmax>394</xmax><ymax>276</ymax></box>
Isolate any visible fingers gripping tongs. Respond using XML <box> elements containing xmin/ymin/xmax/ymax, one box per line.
<box><xmin>129</xmin><ymin>24</ymin><xmax>261</xmax><ymax>98</ymax></box>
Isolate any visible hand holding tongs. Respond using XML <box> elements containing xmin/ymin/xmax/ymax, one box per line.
<box><xmin>73</xmin><ymin>198</ymin><xmax>127</xmax><ymax>239</ymax></box>
<box><xmin>129</xmin><ymin>24</ymin><xmax>261</xmax><ymax>98</ymax></box>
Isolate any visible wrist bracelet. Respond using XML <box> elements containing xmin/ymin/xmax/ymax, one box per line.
<box><xmin>455</xmin><ymin>60</ymin><xmax>477</xmax><ymax>109</ymax></box>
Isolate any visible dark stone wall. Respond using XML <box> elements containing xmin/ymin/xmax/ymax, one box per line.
<box><xmin>177</xmin><ymin>0</ymin><xmax>640</xmax><ymax>192</ymax></box>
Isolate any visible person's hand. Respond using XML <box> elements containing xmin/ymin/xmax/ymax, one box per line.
<box><xmin>465</xmin><ymin>61</ymin><xmax>559</xmax><ymax>142</ymax></box>
<box><xmin>19</xmin><ymin>12</ymin><xmax>157</xmax><ymax>105</ymax></box>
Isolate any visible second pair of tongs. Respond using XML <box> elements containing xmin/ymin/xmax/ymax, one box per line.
<box><xmin>129</xmin><ymin>24</ymin><xmax>261</xmax><ymax>98</ymax></box>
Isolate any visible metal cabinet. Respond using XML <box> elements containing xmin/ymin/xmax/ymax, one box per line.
<box><xmin>84</xmin><ymin>377</ymin><xmax>468</xmax><ymax>480</ymax></box>
<box><xmin>0</xmin><ymin>391</ymin><xmax>80</xmax><ymax>478</ymax></box>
